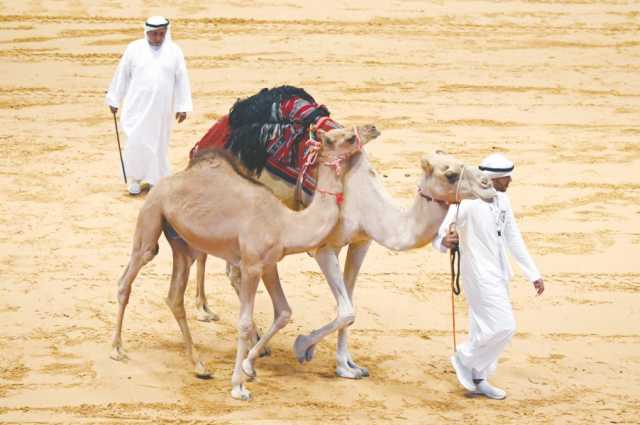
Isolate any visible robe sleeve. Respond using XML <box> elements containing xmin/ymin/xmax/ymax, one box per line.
<box><xmin>173</xmin><ymin>46</ymin><xmax>193</xmax><ymax>113</ymax></box>
<box><xmin>105</xmin><ymin>43</ymin><xmax>133</xmax><ymax>108</ymax></box>
<box><xmin>503</xmin><ymin>196</ymin><xmax>541</xmax><ymax>282</ymax></box>
<box><xmin>432</xmin><ymin>204</ymin><xmax>462</xmax><ymax>253</ymax></box>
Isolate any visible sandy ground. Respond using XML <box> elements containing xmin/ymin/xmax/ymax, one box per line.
<box><xmin>1</xmin><ymin>1</ymin><xmax>639</xmax><ymax>424</ymax></box>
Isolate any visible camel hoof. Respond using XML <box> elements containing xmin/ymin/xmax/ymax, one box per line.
<box><xmin>195</xmin><ymin>361</ymin><xmax>212</xmax><ymax>379</ymax></box>
<box><xmin>304</xmin><ymin>345</ymin><xmax>316</xmax><ymax>362</ymax></box>
<box><xmin>293</xmin><ymin>335</ymin><xmax>311</xmax><ymax>363</ymax></box>
<box><xmin>196</xmin><ymin>312</ymin><xmax>220</xmax><ymax>322</ymax></box>
<box><xmin>195</xmin><ymin>307</ymin><xmax>220</xmax><ymax>322</ymax></box>
<box><xmin>336</xmin><ymin>366</ymin><xmax>364</xmax><ymax>380</ymax></box>
<box><xmin>110</xmin><ymin>347</ymin><xmax>128</xmax><ymax>361</ymax></box>
<box><xmin>231</xmin><ymin>385</ymin><xmax>252</xmax><ymax>401</ymax></box>
<box><xmin>348</xmin><ymin>360</ymin><xmax>369</xmax><ymax>378</ymax></box>
<box><xmin>293</xmin><ymin>336</ymin><xmax>315</xmax><ymax>363</ymax></box>
<box><xmin>241</xmin><ymin>359</ymin><xmax>256</xmax><ymax>381</ymax></box>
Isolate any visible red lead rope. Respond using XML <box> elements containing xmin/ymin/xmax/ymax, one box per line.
<box><xmin>316</xmin><ymin>188</ymin><xmax>344</xmax><ymax>205</ymax></box>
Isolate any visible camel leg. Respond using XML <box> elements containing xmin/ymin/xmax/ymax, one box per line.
<box><xmin>111</xmin><ymin>205</ymin><xmax>162</xmax><ymax>361</ymax></box>
<box><xmin>227</xmin><ymin>262</ymin><xmax>271</xmax><ymax>358</ymax></box>
<box><xmin>165</xmin><ymin>238</ymin><xmax>211</xmax><ymax>378</ymax></box>
<box><xmin>226</xmin><ymin>262</ymin><xmax>242</xmax><ymax>296</ymax></box>
<box><xmin>293</xmin><ymin>246</ymin><xmax>355</xmax><ymax>368</ymax></box>
<box><xmin>335</xmin><ymin>240</ymin><xmax>372</xmax><ymax>378</ymax></box>
<box><xmin>231</xmin><ymin>264</ymin><xmax>261</xmax><ymax>401</ymax></box>
<box><xmin>241</xmin><ymin>264</ymin><xmax>291</xmax><ymax>379</ymax></box>
<box><xmin>195</xmin><ymin>253</ymin><xmax>220</xmax><ymax>322</ymax></box>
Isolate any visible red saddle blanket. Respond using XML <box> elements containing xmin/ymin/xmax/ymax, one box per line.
<box><xmin>189</xmin><ymin>96</ymin><xmax>340</xmax><ymax>194</ymax></box>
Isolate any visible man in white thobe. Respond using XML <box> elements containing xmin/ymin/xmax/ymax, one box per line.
<box><xmin>433</xmin><ymin>153</ymin><xmax>545</xmax><ymax>399</ymax></box>
<box><xmin>106</xmin><ymin>16</ymin><xmax>192</xmax><ymax>195</ymax></box>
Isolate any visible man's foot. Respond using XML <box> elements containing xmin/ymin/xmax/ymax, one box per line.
<box><xmin>450</xmin><ymin>354</ymin><xmax>475</xmax><ymax>392</ymax></box>
<box><xmin>128</xmin><ymin>180</ymin><xmax>141</xmax><ymax>195</ymax></box>
<box><xmin>473</xmin><ymin>380</ymin><xmax>506</xmax><ymax>400</ymax></box>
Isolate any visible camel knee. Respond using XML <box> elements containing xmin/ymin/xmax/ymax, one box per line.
<box><xmin>275</xmin><ymin>309</ymin><xmax>292</xmax><ymax>329</ymax></box>
<box><xmin>117</xmin><ymin>285</ymin><xmax>131</xmax><ymax>305</ymax></box>
<box><xmin>141</xmin><ymin>247</ymin><xmax>157</xmax><ymax>264</ymax></box>
<box><xmin>337</xmin><ymin>312</ymin><xmax>355</xmax><ymax>328</ymax></box>
<box><xmin>128</xmin><ymin>246</ymin><xmax>157</xmax><ymax>270</ymax></box>
<box><xmin>166</xmin><ymin>297</ymin><xmax>186</xmax><ymax>319</ymax></box>
<box><xmin>237</xmin><ymin>319</ymin><xmax>254</xmax><ymax>341</ymax></box>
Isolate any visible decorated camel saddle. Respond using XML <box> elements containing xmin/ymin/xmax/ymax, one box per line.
<box><xmin>190</xmin><ymin>86</ymin><xmax>342</xmax><ymax>198</ymax></box>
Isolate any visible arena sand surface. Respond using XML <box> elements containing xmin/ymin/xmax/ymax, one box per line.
<box><xmin>1</xmin><ymin>1</ymin><xmax>639</xmax><ymax>424</ymax></box>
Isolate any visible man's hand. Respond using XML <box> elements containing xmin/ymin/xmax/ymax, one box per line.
<box><xmin>176</xmin><ymin>112</ymin><xmax>187</xmax><ymax>123</ymax></box>
<box><xmin>533</xmin><ymin>278</ymin><xmax>545</xmax><ymax>296</ymax></box>
<box><xmin>442</xmin><ymin>230</ymin><xmax>459</xmax><ymax>250</ymax></box>
<box><xmin>110</xmin><ymin>106</ymin><xmax>118</xmax><ymax>114</ymax></box>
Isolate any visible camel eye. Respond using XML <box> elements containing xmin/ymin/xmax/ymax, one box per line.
<box><xmin>444</xmin><ymin>170</ymin><xmax>459</xmax><ymax>184</ymax></box>
<box><xmin>347</xmin><ymin>136</ymin><xmax>356</xmax><ymax>144</ymax></box>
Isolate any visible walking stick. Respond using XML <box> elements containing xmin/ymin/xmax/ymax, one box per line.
<box><xmin>112</xmin><ymin>110</ymin><xmax>127</xmax><ymax>184</ymax></box>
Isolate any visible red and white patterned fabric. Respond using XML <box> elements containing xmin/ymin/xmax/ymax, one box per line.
<box><xmin>190</xmin><ymin>96</ymin><xmax>341</xmax><ymax>194</ymax></box>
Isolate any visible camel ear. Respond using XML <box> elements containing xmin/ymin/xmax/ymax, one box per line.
<box><xmin>436</xmin><ymin>149</ymin><xmax>448</xmax><ymax>155</ymax></box>
<box><xmin>421</xmin><ymin>156</ymin><xmax>433</xmax><ymax>176</ymax></box>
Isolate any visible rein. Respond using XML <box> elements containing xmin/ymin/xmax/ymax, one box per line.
<box><xmin>316</xmin><ymin>188</ymin><xmax>344</xmax><ymax>205</ymax></box>
<box><xmin>417</xmin><ymin>187</ymin><xmax>450</xmax><ymax>207</ymax></box>
<box><xmin>420</xmin><ymin>165</ymin><xmax>466</xmax><ymax>352</ymax></box>
<box><xmin>449</xmin><ymin>167</ymin><xmax>466</xmax><ymax>352</ymax></box>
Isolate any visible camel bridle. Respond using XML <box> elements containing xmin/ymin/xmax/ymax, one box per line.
<box><xmin>295</xmin><ymin>125</ymin><xmax>363</xmax><ymax>207</ymax></box>
<box><xmin>417</xmin><ymin>165</ymin><xmax>466</xmax><ymax>207</ymax></box>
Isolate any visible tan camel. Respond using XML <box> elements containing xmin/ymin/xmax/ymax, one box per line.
<box><xmin>110</xmin><ymin>124</ymin><xmax>380</xmax><ymax>401</ymax></box>
<box><xmin>195</xmin><ymin>150</ymin><xmax>496</xmax><ymax>378</ymax></box>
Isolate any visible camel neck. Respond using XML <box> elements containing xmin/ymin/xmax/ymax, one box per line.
<box><xmin>347</xmin><ymin>154</ymin><xmax>449</xmax><ymax>251</ymax></box>
<box><xmin>282</xmin><ymin>161</ymin><xmax>343</xmax><ymax>254</ymax></box>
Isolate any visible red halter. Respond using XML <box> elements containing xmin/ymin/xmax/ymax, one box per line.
<box><xmin>296</xmin><ymin>125</ymin><xmax>363</xmax><ymax>206</ymax></box>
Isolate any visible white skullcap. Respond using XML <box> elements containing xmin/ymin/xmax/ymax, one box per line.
<box><xmin>145</xmin><ymin>16</ymin><xmax>169</xmax><ymax>32</ymax></box>
<box><xmin>479</xmin><ymin>153</ymin><xmax>514</xmax><ymax>178</ymax></box>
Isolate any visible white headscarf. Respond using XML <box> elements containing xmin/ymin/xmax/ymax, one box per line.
<box><xmin>144</xmin><ymin>16</ymin><xmax>171</xmax><ymax>45</ymax></box>
<box><xmin>479</xmin><ymin>153</ymin><xmax>514</xmax><ymax>178</ymax></box>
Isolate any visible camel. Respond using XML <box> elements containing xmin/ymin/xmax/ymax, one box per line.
<box><xmin>111</xmin><ymin>124</ymin><xmax>380</xmax><ymax>401</ymax></box>
<box><xmin>195</xmin><ymin>150</ymin><xmax>496</xmax><ymax>378</ymax></box>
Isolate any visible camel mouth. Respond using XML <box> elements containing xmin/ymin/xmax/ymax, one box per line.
<box><xmin>357</xmin><ymin>125</ymin><xmax>380</xmax><ymax>144</ymax></box>
<box><xmin>475</xmin><ymin>186</ymin><xmax>497</xmax><ymax>202</ymax></box>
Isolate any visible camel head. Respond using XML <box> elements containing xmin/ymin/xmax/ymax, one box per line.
<box><xmin>418</xmin><ymin>151</ymin><xmax>496</xmax><ymax>204</ymax></box>
<box><xmin>315</xmin><ymin>125</ymin><xmax>380</xmax><ymax>163</ymax></box>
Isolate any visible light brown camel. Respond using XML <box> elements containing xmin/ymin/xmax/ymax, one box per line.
<box><xmin>110</xmin><ymin>124</ymin><xmax>380</xmax><ymax>401</ymax></box>
<box><xmin>195</xmin><ymin>150</ymin><xmax>496</xmax><ymax>378</ymax></box>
